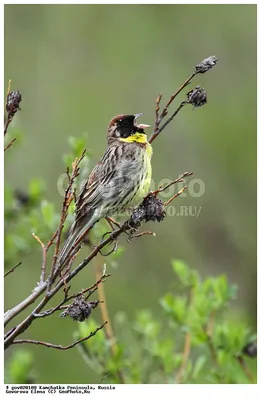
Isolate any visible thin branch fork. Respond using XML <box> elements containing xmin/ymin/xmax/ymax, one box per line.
<box><xmin>164</xmin><ymin>185</ymin><xmax>188</xmax><ymax>207</ymax></box>
<box><xmin>33</xmin><ymin>273</ymin><xmax>111</xmax><ymax>318</ymax></box>
<box><xmin>48</xmin><ymin>150</ymin><xmax>86</xmax><ymax>290</ymax></box>
<box><xmin>149</xmin><ymin>78</ymin><xmax>194</xmax><ymax>144</ymax></box>
<box><xmin>12</xmin><ymin>321</ymin><xmax>107</xmax><ymax>350</ymax></box>
<box><xmin>149</xmin><ymin>55</ymin><xmax>217</xmax><ymax>144</ymax></box>
<box><xmin>148</xmin><ymin>171</ymin><xmax>193</xmax><ymax>198</ymax></box>
<box><xmin>4</xmin><ymin>262</ymin><xmax>22</xmax><ymax>278</ymax></box>
<box><xmin>4</xmin><ymin>137</ymin><xmax>17</xmax><ymax>152</ymax></box>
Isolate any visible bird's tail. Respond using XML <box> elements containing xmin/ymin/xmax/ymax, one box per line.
<box><xmin>56</xmin><ymin>216</ymin><xmax>95</xmax><ymax>268</ymax></box>
<box><xmin>56</xmin><ymin>226</ymin><xmax>82</xmax><ymax>268</ymax></box>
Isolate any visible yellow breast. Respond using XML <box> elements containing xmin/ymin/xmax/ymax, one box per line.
<box><xmin>139</xmin><ymin>142</ymin><xmax>152</xmax><ymax>197</ymax></box>
<box><xmin>120</xmin><ymin>133</ymin><xmax>153</xmax><ymax>205</ymax></box>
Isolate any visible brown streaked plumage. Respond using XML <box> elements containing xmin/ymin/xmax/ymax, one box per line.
<box><xmin>57</xmin><ymin>113</ymin><xmax>152</xmax><ymax>267</ymax></box>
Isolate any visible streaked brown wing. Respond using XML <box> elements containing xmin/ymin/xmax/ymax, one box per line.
<box><xmin>75</xmin><ymin>146</ymin><xmax>118</xmax><ymax>222</ymax></box>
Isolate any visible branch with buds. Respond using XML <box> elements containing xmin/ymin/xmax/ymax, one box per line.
<box><xmin>149</xmin><ymin>55</ymin><xmax>217</xmax><ymax>143</ymax></box>
<box><xmin>4</xmin><ymin>55</ymin><xmax>218</xmax><ymax>351</ymax></box>
<box><xmin>4</xmin><ymin>80</ymin><xmax>22</xmax><ymax>151</ymax></box>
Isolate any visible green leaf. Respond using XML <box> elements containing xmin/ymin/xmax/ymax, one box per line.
<box><xmin>63</xmin><ymin>153</ymin><xmax>74</xmax><ymax>168</ymax></box>
<box><xmin>172</xmin><ymin>259</ymin><xmax>191</xmax><ymax>286</ymax></box>
<box><xmin>134</xmin><ymin>310</ymin><xmax>160</xmax><ymax>337</ymax></box>
<box><xmin>6</xmin><ymin>350</ymin><xmax>34</xmax><ymax>384</ymax></box>
<box><xmin>192</xmin><ymin>355</ymin><xmax>207</xmax><ymax>378</ymax></box>
<box><xmin>77</xmin><ymin>319</ymin><xmax>107</xmax><ymax>356</ymax></box>
<box><xmin>160</xmin><ymin>293</ymin><xmax>187</xmax><ymax>323</ymax></box>
<box><xmin>68</xmin><ymin>136</ymin><xmax>86</xmax><ymax>157</ymax></box>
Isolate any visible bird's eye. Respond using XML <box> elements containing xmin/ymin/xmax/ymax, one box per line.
<box><xmin>118</xmin><ymin>119</ymin><xmax>122</xmax><ymax>123</ymax></box>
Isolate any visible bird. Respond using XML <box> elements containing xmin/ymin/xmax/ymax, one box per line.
<box><xmin>57</xmin><ymin>113</ymin><xmax>153</xmax><ymax>267</ymax></box>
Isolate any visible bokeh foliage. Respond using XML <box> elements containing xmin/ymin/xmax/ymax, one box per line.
<box><xmin>4</xmin><ymin>4</ymin><xmax>256</xmax><ymax>383</ymax></box>
<box><xmin>75</xmin><ymin>261</ymin><xmax>256</xmax><ymax>384</ymax></box>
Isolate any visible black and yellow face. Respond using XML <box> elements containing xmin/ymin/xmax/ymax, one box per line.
<box><xmin>107</xmin><ymin>114</ymin><xmax>150</xmax><ymax>141</ymax></box>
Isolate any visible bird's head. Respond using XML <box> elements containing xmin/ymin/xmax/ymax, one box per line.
<box><xmin>107</xmin><ymin>113</ymin><xmax>150</xmax><ymax>144</ymax></box>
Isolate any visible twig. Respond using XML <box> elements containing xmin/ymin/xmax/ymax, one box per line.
<box><xmin>12</xmin><ymin>322</ymin><xmax>107</xmax><ymax>350</ymax></box>
<box><xmin>149</xmin><ymin>55</ymin><xmax>217</xmax><ymax>144</ymax></box>
<box><xmin>106</xmin><ymin>217</ymin><xmax>121</xmax><ymax>230</ymax></box>
<box><xmin>235</xmin><ymin>355</ymin><xmax>255</xmax><ymax>383</ymax></box>
<box><xmin>48</xmin><ymin>150</ymin><xmax>86</xmax><ymax>290</ymax></box>
<box><xmin>154</xmin><ymin>93</ymin><xmax>163</xmax><ymax>135</ymax></box>
<box><xmin>94</xmin><ymin>261</ymin><xmax>115</xmax><ymax>349</ymax></box>
<box><xmin>160</xmin><ymin>73</ymin><xmax>195</xmax><ymax>119</ymax></box>
<box><xmin>148</xmin><ymin>171</ymin><xmax>193</xmax><ymax>198</ymax></box>
<box><xmin>98</xmin><ymin>373</ymin><xmax>111</xmax><ymax>384</ymax></box>
<box><xmin>132</xmin><ymin>230</ymin><xmax>156</xmax><ymax>238</ymax></box>
<box><xmin>154</xmin><ymin>101</ymin><xmax>187</xmax><ymax>139</ymax></box>
<box><xmin>175</xmin><ymin>288</ymin><xmax>194</xmax><ymax>383</ymax></box>
<box><xmin>94</xmin><ymin>258</ymin><xmax>125</xmax><ymax>383</ymax></box>
<box><xmin>176</xmin><ymin>332</ymin><xmax>191</xmax><ymax>384</ymax></box>
<box><xmin>4</xmin><ymin>137</ymin><xmax>17</xmax><ymax>152</ymax></box>
<box><xmin>149</xmin><ymin>86</ymin><xmax>193</xmax><ymax>144</ymax></box>
<box><xmin>32</xmin><ymin>233</ymin><xmax>47</xmax><ymax>284</ymax></box>
<box><xmin>4</xmin><ymin>262</ymin><xmax>22</xmax><ymax>278</ymax></box>
<box><xmin>34</xmin><ymin>273</ymin><xmax>111</xmax><ymax>318</ymax></box>
<box><xmin>164</xmin><ymin>185</ymin><xmax>188</xmax><ymax>207</ymax></box>
<box><xmin>205</xmin><ymin>310</ymin><xmax>218</xmax><ymax>364</ymax></box>
<box><xmin>99</xmin><ymin>235</ymin><xmax>118</xmax><ymax>256</ymax></box>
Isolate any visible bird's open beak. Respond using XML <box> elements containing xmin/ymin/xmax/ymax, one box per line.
<box><xmin>134</xmin><ymin>113</ymin><xmax>150</xmax><ymax>129</ymax></box>
<box><xmin>134</xmin><ymin>113</ymin><xmax>144</xmax><ymax>120</ymax></box>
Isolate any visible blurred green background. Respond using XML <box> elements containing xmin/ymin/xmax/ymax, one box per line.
<box><xmin>4</xmin><ymin>4</ymin><xmax>256</xmax><ymax>383</ymax></box>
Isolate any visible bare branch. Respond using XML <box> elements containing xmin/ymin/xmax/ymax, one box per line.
<box><xmin>4</xmin><ymin>262</ymin><xmax>22</xmax><ymax>278</ymax></box>
<box><xmin>34</xmin><ymin>273</ymin><xmax>111</xmax><ymax>318</ymax></box>
<box><xmin>12</xmin><ymin>322</ymin><xmax>107</xmax><ymax>350</ymax></box>
<box><xmin>48</xmin><ymin>150</ymin><xmax>86</xmax><ymax>291</ymax></box>
<box><xmin>4</xmin><ymin>137</ymin><xmax>17</xmax><ymax>152</ymax></box>
<box><xmin>205</xmin><ymin>310</ymin><xmax>219</xmax><ymax>365</ymax></box>
<box><xmin>148</xmin><ymin>55</ymin><xmax>217</xmax><ymax>144</ymax></box>
<box><xmin>131</xmin><ymin>230</ymin><xmax>156</xmax><ymax>239</ymax></box>
<box><xmin>154</xmin><ymin>93</ymin><xmax>163</xmax><ymax>136</ymax></box>
<box><xmin>235</xmin><ymin>355</ymin><xmax>255</xmax><ymax>383</ymax></box>
<box><xmin>94</xmin><ymin>259</ymin><xmax>125</xmax><ymax>383</ymax></box>
<box><xmin>163</xmin><ymin>185</ymin><xmax>188</xmax><ymax>207</ymax></box>
<box><xmin>32</xmin><ymin>233</ymin><xmax>47</xmax><ymax>284</ymax></box>
<box><xmin>149</xmin><ymin>171</ymin><xmax>193</xmax><ymax>198</ymax></box>
<box><xmin>153</xmin><ymin>100</ymin><xmax>187</xmax><ymax>140</ymax></box>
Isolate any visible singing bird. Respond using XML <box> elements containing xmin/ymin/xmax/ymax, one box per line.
<box><xmin>57</xmin><ymin>113</ymin><xmax>152</xmax><ymax>266</ymax></box>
